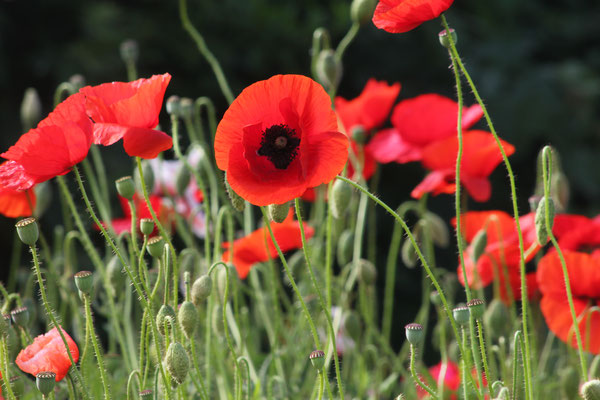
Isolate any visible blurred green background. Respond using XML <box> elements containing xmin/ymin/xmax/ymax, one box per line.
<box><xmin>1</xmin><ymin>0</ymin><xmax>599</xmax><ymax>354</ymax></box>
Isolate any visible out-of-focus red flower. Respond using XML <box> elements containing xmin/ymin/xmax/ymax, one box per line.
<box><xmin>0</xmin><ymin>169</ymin><xmax>36</xmax><ymax>218</ymax></box>
<box><xmin>417</xmin><ymin>361</ymin><xmax>489</xmax><ymax>399</ymax></box>
<box><xmin>0</xmin><ymin>93</ymin><xmax>93</xmax><ymax>190</ymax></box>
<box><xmin>411</xmin><ymin>131</ymin><xmax>514</xmax><ymax>202</ymax></box>
<box><xmin>109</xmin><ymin>193</ymin><xmax>173</xmax><ymax>236</ymax></box>
<box><xmin>368</xmin><ymin>94</ymin><xmax>482</xmax><ymax>164</ymax></box>
<box><xmin>453</xmin><ymin>211</ymin><xmax>540</xmax><ymax>303</ymax></box>
<box><xmin>80</xmin><ymin>73</ymin><xmax>173</xmax><ymax>159</ymax></box>
<box><xmin>222</xmin><ymin>211</ymin><xmax>314</xmax><ymax>279</ymax></box>
<box><xmin>551</xmin><ymin>214</ymin><xmax>600</xmax><ymax>252</ymax></box>
<box><xmin>538</xmin><ymin>251</ymin><xmax>600</xmax><ymax>354</ymax></box>
<box><xmin>214</xmin><ymin>75</ymin><xmax>348</xmax><ymax>206</ymax></box>
<box><xmin>16</xmin><ymin>327</ymin><xmax>79</xmax><ymax>381</ymax></box>
<box><xmin>372</xmin><ymin>0</ymin><xmax>455</xmax><ymax>34</ymax></box>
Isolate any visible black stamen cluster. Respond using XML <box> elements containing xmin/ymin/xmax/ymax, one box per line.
<box><xmin>257</xmin><ymin>124</ymin><xmax>300</xmax><ymax>170</ymax></box>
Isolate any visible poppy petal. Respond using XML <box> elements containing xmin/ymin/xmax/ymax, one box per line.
<box><xmin>0</xmin><ymin>186</ymin><xmax>35</xmax><ymax>218</ymax></box>
<box><xmin>123</xmin><ymin>128</ymin><xmax>173</xmax><ymax>159</ymax></box>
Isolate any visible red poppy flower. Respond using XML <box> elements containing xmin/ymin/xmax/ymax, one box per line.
<box><xmin>335</xmin><ymin>79</ymin><xmax>401</xmax><ymax>133</ymax></box>
<box><xmin>417</xmin><ymin>361</ymin><xmax>488</xmax><ymax>399</ymax></box>
<box><xmin>453</xmin><ymin>211</ymin><xmax>540</xmax><ymax>302</ymax></box>
<box><xmin>551</xmin><ymin>214</ymin><xmax>600</xmax><ymax>252</ymax></box>
<box><xmin>0</xmin><ymin>171</ymin><xmax>36</xmax><ymax>218</ymax></box>
<box><xmin>0</xmin><ymin>93</ymin><xmax>93</xmax><ymax>190</ymax></box>
<box><xmin>108</xmin><ymin>193</ymin><xmax>172</xmax><ymax>236</ymax></box>
<box><xmin>214</xmin><ymin>75</ymin><xmax>348</xmax><ymax>206</ymax></box>
<box><xmin>80</xmin><ymin>73</ymin><xmax>173</xmax><ymax>159</ymax></box>
<box><xmin>368</xmin><ymin>94</ymin><xmax>483</xmax><ymax>164</ymax></box>
<box><xmin>411</xmin><ymin>131</ymin><xmax>514</xmax><ymax>202</ymax></box>
<box><xmin>537</xmin><ymin>251</ymin><xmax>600</xmax><ymax>354</ymax></box>
<box><xmin>372</xmin><ymin>0</ymin><xmax>455</xmax><ymax>33</ymax></box>
<box><xmin>16</xmin><ymin>327</ymin><xmax>79</xmax><ymax>381</ymax></box>
<box><xmin>222</xmin><ymin>211</ymin><xmax>314</xmax><ymax>279</ymax></box>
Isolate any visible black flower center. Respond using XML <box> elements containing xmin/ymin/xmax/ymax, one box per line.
<box><xmin>257</xmin><ymin>124</ymin><xmax>300</xmax><ymax>169</ymax></box>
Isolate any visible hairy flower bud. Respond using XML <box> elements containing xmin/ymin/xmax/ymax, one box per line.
<box><xmin>268</xmin><ymin>202</ymin><xmax>290</xmax><ymax>223</ymax></box>
<box><xmin>350</xmin><ymin>0</ymin><xmax>377</xmax><ymax>25</ymax></box>
<box><xmin>316</xmin><ymin>49</ymin><xmax>342</xmax><ymax>91</ymax></box>
<box><xmin>581</xmin><ymin>380</ymin><xmax>600</xmax><ymax>400</ymax></box>
<box><xmin>535</xmin><ymin>197</ymin><xmax>555</xmax><ymax>245</ymax></box>
<box><xmin>471</xmin><ymin>229</ymin><xmax>488</xmax><ymax>263</ymax></box>
<box><xmin>175</xmin><ymin>165</ymin><xmax>191</xmax><ymax>197</ymax></box>
<box><xmin>20</xmin><ymin>87</ymin><xmax>42</xmax><ymax>132</ymax></box>
<box><xmin>337</xmin><ymin>230</ymin><xmax>354</xmax><ymax>267</ymax></box>
<box><xmin>178</xmin><ymin>301</ymin><xmax>198</xmax><ymax>338</ymax></box>
<box><xmin>191</xmin><ymin>275</ymin><xmax>212</xmax><ymax>305</ymax></box>
<box><xmin>424</xmin><ymin>212</ymin><xmax>450</xmax><ymax>248</ymax></box>
<box><xmin>401</xmin><ymin>237</ymin><xmax>419</xmax><ymax>268</ymax></box>
<box><xmin>156</xmin><ymin>304</ymin><xmax>177</xmax><ymax>335</ymax></box>
<box><xmin>225</xmin><ymin>172</ymin><xmax>245</xmax><ymax>212</ymax></box>
<box><xmin>357</xmin><ymin>259</ymin><xmax>376</xmax><ymax>284</ymax></box>
<box><xmin>165</xmin><ymin>342</ymin><xmax>190</xmax><ymax>386</ymax></box>
<box><xmin>330</xmin><ymin>178</ymin><xmax>352</xmax><ymax>219</ymax></box>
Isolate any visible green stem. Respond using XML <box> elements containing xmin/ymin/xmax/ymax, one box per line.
<box><xmin>409</xmin><ymin>344</ymin><xmax>438</xmax><ymax>399</ymax></box>
<box><xmin>0</xmin><ymin>338</ymin><xmax>17</xmax><ymax>400</ymax></box>
<box><xmin>477</xmin><ymin>321</ymin><xmax>492</xmax><ymax>388</ymax></box>
<box><xmin>335</xmin><ymin>22</ymin><xmax>360</xmax><ymax>62</ymax></box>
<box><xmin>84</xmin><ymin>294</ymin><xmax>111</xmax><ymax>400</ymax></box>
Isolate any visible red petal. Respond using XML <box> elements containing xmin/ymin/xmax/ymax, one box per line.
<box><xmin>0</xmin><ymin>185</ymin><xmax>35</xmax><ymax>218</ymax></box>
<box><xmin>372</xmin><ymin>0</ymin><xmax>455</xmax><ymax>34</ymax></box>
<box><xmin>367</xmin><ymin>128</ymin><xmax>422</xmax><ymax>164</ymax></box>
<box><xmin>123</xmin><ymin>128</ymin><xmax>173</xmax><ymax>159</ymax></box>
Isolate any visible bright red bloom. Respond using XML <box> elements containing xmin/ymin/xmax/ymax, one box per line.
<box><xmin>80</xmin><ymin>73</ymin><xmax>173</xmax><ymax>159</ymax></box>
<box><xmin>368</xmin><ymin>94</ymin><xmax>482</xmax><ymax>164</ymax></box>
<box><xmin>215</xmin><ymin>75</ymin><xmax>348</xmax><ymax>206</ymax></box>
<box><xmin>0</xmin><ymin>170</ymin><xmax>36</xmax><ymax>218</ymax></box>
<box><xmin>335</xmin><ymin>79</ymin><xmax>401</xmax><ymax>133</ymax></box>
<box><xmin>16</xmin><ymin>327</ymin><xmax>79</xmax><ymax>381</ymax></box>
<box><xmin>417</xmin><ymin>361</ymin><xmax>488</xmax><ymax>399</ymax></box>
<box><xmin>411</xmin><ymin>131</ymin><xmax>515</xmax><ymax>202</ymax></box>
<box><xmin>0</xmin><ymin>93</ymin><xmax>93</xmax><ymax>190</ymax></box>
<box><xmin>372</xmin><ymin>0</ymin><xmax>455</xmax><ymax>33</ymax></box>
<box><xmin>222</xmin><ymin>211</ymin><xmax>314</xmax><ymax>279</ymax></box>
<box><xmin>454</xmin><ymin>211</ymin><xmax>540</xmax><ymax>302</ymax></box>
<box><xmin>109</xmin><ymin>194</ymin><xmax>172</xmax><ymax>236</ymax></box>
<box><xmin>538</xmin><ymin>251</ymin><xmax>600</xmax><ymax>354</ymax></box>
<box><xmin>551</xmin><ymin>214</ymin><xmax>600</xmax><ymax>252</ymax></box>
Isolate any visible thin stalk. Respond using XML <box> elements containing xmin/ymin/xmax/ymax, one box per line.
<box><xmin>83</xmin><ymin>294</ymin><xmax>111</xmax><ymax>400</ymax></box>
<box><xmin>477</xmin><ymin>321</ymin><xmax>492</xmax><ymax>387</ymax></box>
<box><xmin>409</xmin><ymin>344</ymin><xmax>438</xmax><ymax>399</ymax></box>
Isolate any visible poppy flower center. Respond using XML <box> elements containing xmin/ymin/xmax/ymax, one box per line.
<box><xmin>257</xmin><ymin>124</ymin><xmax>300</xmax><ymax>169</ymax></box>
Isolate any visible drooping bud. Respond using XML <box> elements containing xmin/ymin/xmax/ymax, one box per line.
<box><xmin>147</xmin><ymin>236</ymin><xmax>165</xmax><ymax>259</ymax></box>
<box><xmin>178</xmin><ymin>301</ymin><xmax>198</xmax><ymax>338</ymax></box>
<box><xmin>175</xmin><ymin>165</ymin><xmax>191</xmax><ymax>197</ymax></box>
<box><xmin>535</xmin><ymin>197</ymin><xmax>555</xmax><ymax>245</ymax></box>
<box><xmin>404</xmin><ymin>323</ymin><xmax>424</xmax><ymax>345</ymax></box>
<box><xmin>471</xmin><ymin>229</ymin><xmax>488</xmax><ymax>263</ymax></box>
<box><xmin>401</xmin><ymin>237</ymin><xmax>419</xmax><ymax>268</ymax></box>
<box><xmin>438</xmin><ymin>28</ymin><xmax>458</xmax><ymax>49</ymax></box>
<box><xmin>115</xmin><ymin>176</ymin><xmax>135</xmax><ymax>200</ymax></box>
<box><xmin>107</xmin><ymin>255</ymin><xmax>125</xmax><ymax>291</ymax></box>
<box><xmin>166</xmin><ymin>95</ymin><xmax>181</xmax><ymax>116</ymax></box>
<box><xmin>330</xmin><ymin>178</ymin><xmax>352</xmax><ymax>219</ymax></box>
<box><xmin>179</xmin><ymin>98</ymin><xmax>194</xmax><ymax>120</ymax></box>
<box><xmin>212</xmin><ymin>305</ymin><xmax>224</xmax><ymax>335</ymax></box>
<box><xmin>0</xmin><ymin>313</ymin><xmax>9</xmax><ymax>338</ymax></box>
<box><xmin>351</xmin><ymin>125</ymin><xmax>368</xmax><ymax>144</ymax></box>
<box><xmin>343</xmin><ymin>311</ymin><xmax>361</xmax><ymax>341</ymax></box>
<box><xmin>581</xmin><ymin>380</ymin><xmax>600</xmax><ymax>400</ymax></box>
<box><xmin>191</xmin><ymin>275</ymin><xmax>212</xmax><ymax>305</ymax></box>
<box><xmin>467</xmin><ymin>299</ymin><xmax>485</xmax><ymax>320</ymax></box>
<box><xmin>74</xmin><ymin>271</ymin><xmax>94</xmax><ymax>295</ymax></box>
<box><xmin>16</xmin><ymin>217</ymin><xmax>39</xmax><ymax>246</ymax></box>
<box><xmin>134</xmin><ymin>161</ymin><xmax>155</xmax><ymax>193</ymax></box>
<box><xmin>20</xmin><ymin>87</ymin><xmax>42</xmax><ymax>132</ymax></box>
<box><xmin>423</xmin><ymin>212</ymin><xmax>450</xmax><ymax>248</ymax></box>
<box><xmin>484</xmin><ymin>299</ymin><xmax>508</xmax><ymax>339</ymax></box>
<box><xmin>224</xmin><ymin>172</ymin><xmax>245</xmax><ymax>212</ymax></box>
<box><xmin>36</xmin><ymin>372</ymin><xmax>56</xmax><ymax>396</ymax></box>
<box><xmin>140</xmin><ymin>218</ymin><xmax>154</xmax><ymax>236</ymax></box>
<box><xmin>316</xmin><ymin>49</ymin><xmax>342</xmax><ymax>91</ymax></box>
<box><xmin>156</xmin><ymin>304</ymin><xmax>177</xmax><ymax>335</ymax></box>
<box><xmin>356</xmin><ymin>259</ymin><xmax>376</xmax><ymax>284</ymax></box>
<box><xmin>69</xmin><ymin>74</ymin><xmax>86</xmax><ymax>91</ymax></box>
<box><xmin>337</xmin><ymin>230</ymin><xmax>354</xmax><ymax>267</ymax></box>
<box><xmin>430</xmin><ymin>291</ymin><xmax>442</xmax><ymax>307</ymax></box>
<box><xmin>268</xmin><ymin>202</ymin><xmax>290</xmax><ymax>223</ymax></box>
<box><xmin>119</xmin><ymin>39</ymin><xmax>139</xmax><ymax>64</ymax></box>
<box><xmin>453</xmin><ymin>306</ymin><xmax>470</xmax><ymax>326</ymax></box>
<box><xmin>165</xmin><ymin>342</ymin><xmax>190</xmax><ymax>386</ymax></box>
<box><xmin>350</xmin><ymin>0</ymin><xmax>377</xmax><ymax>25</ymax></box>
<box><xmin>309</xmin><ymin>350</ymin><xmax>325</xmax><ymax>370</ymax></box>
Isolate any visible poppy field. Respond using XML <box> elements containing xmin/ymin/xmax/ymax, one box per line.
<box><xmin>1</xmin><ymin>0</ymin><xmax>600</xmax><ymax>399</ymax></box>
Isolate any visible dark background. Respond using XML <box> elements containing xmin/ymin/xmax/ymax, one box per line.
<box><xmin>1</xmin><ymin>0</ymin><xmax>600</xmax><ymax>347</ymax></box>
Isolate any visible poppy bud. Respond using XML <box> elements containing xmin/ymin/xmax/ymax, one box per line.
<box><xmin>453</xmin><ymin>306</ymin><xmax>470</xmax><ymax>326</ymax></box>
<box><xmin>484</xmin><ymin>299</ymin><xmax>508</xmax><ymax>338</ymax></box>
<box><xmin>423</xmin><ymin>212</ymin><xmax>450</xmax><ymax>248</ymax></box>
<box><xmin>175</xmin><ymin>165</ymin><xmax>191</xmax><ymax>197</ymax></box>
<box><xmin>330</xmin><ymin>178</ymin><xmax>352</xmax><ymax>219</ymax></box>
<box><xmin>119</xmin><ymin>39</ymin><xmax>139</xmax><ymax>64</ymax></box>
<box><xmin>316</xmin><ymin>49</ymin><xmax>342</xmax><ymax>91</ymax></box>
<box><xmin>147</xmin><ymin>236</ymin><xmax>165</xmax><ymax>259</ymax></box>
<box><xmin>535</xmin><ymin>197</ymin><xmax>555</xmax><ymax>245</ymax></box>
<box><xmin>343</xmin><ymin>310</ymin><xmax>361</xmax><ymax>341</ymax></box>
<box><xmin>224</xmin><ymin>173</ymin><xmax>245</xmax><ymax>212</ymax></box>
<box><xmin>178</xmin><ymin>301</ymin><xmax>198</xmax><ymax>338</ymax></box>
<box><xmin>438</xmin><ymin>28</ymin><xmax>457</xmax><ymax>49</ymax></box>
<box><xmin>309</xmin><ymin>350</ymin><xmax>325</xmax><ymax>371</ymax></box>
<box><xmin>467</xmin><ymin>299</ymin><xmax>485</xmax><ymax>320</ymax></box>
<box><xmin>139</xmin><ymin>389</ymin><xmax>153</xmax><ymax>399</ymax></box>
<box><xmin>268</xmin><ymin>202</ymin><xmax>290</xmax><ymax>223</ymax></box>
<box><xmin>337</xmin><ymin>230</ymin><xmax>354</xmax><ymax>267</ymax></box>
<box><xmin>404</xmin><ymin>323</ymin><xmax>424</xmax><ymax>345</ymax></box>
<box><xmin>106</xmin><ymin>255</ymin><xmax>125</xmax><ymax>291</ymax></box>
<box><xmin>16</xmin><ymin>217</ymin><xmax>39</xmax><ymax>246</ymax></box>
<box><xmin>165</xmin><ymin>342</ymin><xmax>190</xmax><ymax>386</ymax></box>
<box><xmin>350</xmin><ymin>0</ymin><xmax>377</xmax><ymax>25</ymax></box>
<box><xmin>552</xmin><ymin>171</ymin><xmax>570</xmax><ymax>212</ymax></box>
<box><xmin>20</xmin><ymin>87</ymin><xmax>42</xmax><ymax>132</ymax></box>
<box><xmin>0</xmin><ymin>313</ymin><xmax>9</xmax><ymax>338</ymax></box>
<box><xmin>134</xmin><ymin>161</ymin><xmax>155</xmax><ymax>193</ymax></box>
<box><xmin>69</xmin><ymin>74</ymin><xmax>86</xmax><ymax>91</ymax></box>
<box><xmin>351</xmin><ymin>125</ymin><xmax>368</xmax><ymax>144</ymax></box>
<box><xmin>357</xmin><ymin>259</ymin><xmax>376</xmax><ymax>284</ymax></box>
<box><xmin>157</xmin><ymin>304</ymin><xmax>177</xmax><ymax>335</ymax></box>
<box><xmin>471</xmin><ymin>229</ymin><xmax>488</xmax><ymax>263</ymax></box>
<box><xmin>401</xmin><ymin>237</ymin><xmax>419</xmax><ymax>268</ymax></box>
<box><xmin>581</xmin><ymin>380</ymin><xmax>600</xmax><ymax>400</ymax></box>
<box><xmin>591</xmin><ymin>356</ymin><xmax>600</xmax><ymax>382</ymax></box>
<box><xmin>140</xmin><ymin>218</ymin><xmax>155</xmax><ymax>236</ymax></box>
<box><xmin>115</xmin><ymin>176</ymin><xmax>135</xmax><ymax>200</ymax></box>
<box><xmin>11</xmin><ymin>306</ymin><xmax>30</xmax><ymax>327</ymax></box>
<box><xmin>561</xmin><ymin>366</ymin><xmax>579</xmax><ymax>400</ymax></box>
<box><xmin>191</xmin><ymin>275</ymin><xmax>212</xmax><ymax>305</ymax></box>
<box><xmin>36</xmin><ymin>372</ymin><xmax>56</xmax><ymax>396</ymax></box>
<box><xmin>166</xmin><ymin>95</ymin><xmax>181</xmax><ymax>116</ymax></box>
<box><xmin>212</xmin><ymin>305</ymin><xmax>224</xmax><ymax>335</ymax></box>
<box><xmin>179</xmin><ymin>97</ymin><xmax>194</xmax><ymax>120</ymax></box>
<box><xmin>490</xmin><ymin>381</ymin><xmax>505</xmax><ymax>397</ymax></box>
<box><xmin>74</xmin><ymin>271</ymin><xmax>94</xmax><ymax>295</ymax></box>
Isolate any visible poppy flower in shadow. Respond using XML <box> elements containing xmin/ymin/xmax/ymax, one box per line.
<box><xmin>416</xmin><ymin>361</ymin><xmax>460</xmax><ymax>399</ymax></box>
<box><xmin>222</xmin><ymin>211</ymin><xmax>314</xmax><ymax>279</ymax></box>
<box><xmin>372</xmin><ymin>0</ymin><xmax>455</xmax><ymax>34</ymax></box>
<box><xmin>16</xmin><ymin>327</ymin><xmax>79</xmax><ymax>381</ymax></box>
<box><xmin>81</xmin><ymin>73</ymin><xmax>172</xmax><ymax>159</ymax></box>
<box><xmin>537</xmin><ymin>250</ymin><xmax>600</xmax><ymax>354</ymax></box>
<box><xmin>0</xmin><ymin>93</ymin><xmax>93</xmax><ymax>190</ymax></box>
<box><xmin>411</xmin><ymin>131</ymin><xmax>514</xmax><ymax>202</ymax></box>
<box><xmin>215</xmin><ymin>75</ymin><xmax>348</xmax><ymax>206</ymax></box>
<box><xmin>0</xmin><ymin>165</ymin><xmax>36</xmax><ymax>218</ymax></box>
<box><xmin>368</xmin><ymin>94</ymin><xmax>482</xmax><ymax>164</ymax></box>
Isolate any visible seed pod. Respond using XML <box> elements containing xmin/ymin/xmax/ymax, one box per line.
<box><xmin>139</xmin><ymin>389</ymin><xmax>153</xmax><ymax>399</ymax></box>
<box><xmin>467</xmin><ymin>299</ymin><xmax>485</xmax><ymax>320</ymax></box>
<box><xmin>147</xmin><ymin>236</ymin><xmax>165</xmax><ymax>259</ymax></box>
<box><xmin>438</xmin><ymin>28</ymin><xmax>458</xmax><ymax>48</ymax></box>
<box><xmin>36</xmin><ymin>372</ymin><xmax>56</xmax><ymax>396</ymax></box>
<box><xmin>224</xmin><ymin>172</ymin><xmax>245</xmax><ymax>212</ymax></box>
<box><xmin>156</xmin><ymin>304</ymin><xmax>177</xmax><ymax>335</ymax></box>
<box><xmin>179</xmin><ymin>97</ymin><xmax>194</xmax><ymax>120</ymax></box>
<box><xmin>74</xmin><ymin>271</ymin><xmax>94</xmax><ymax>295</ymax></box>
<box><xmin>404</xmin><ymin>323</ymin><xmax>424</xmax><ymax>345</ymax></box>
<box><xmin>165</xmin><ymin>342</ymin><xmax>190</xmax><ymax>386</ymax></box>
<box><xmin>268</xmin><ymin>202</ymin><xmax>289</xmax><ymax>223</ymax></box>
<box><xmin>140</xmin><ymin>218</ymin><xmax>154</xmax><ymax>236</ymax></box>
<box><xmin>351</xmin><ymin>125</ymin><xmax>367</xmax><ymax>144</ymax></box>
<box><xmin>115</xmin><ymin>176</ymin><xmax>135</xmax><ymax>200</ymax></box>
<box><xmin>330</xmin><ymin>178</ymin><xmax>352</xmax><ymax>219</ymax></box>
<box><xmin>16</xmin><ymin>217</ymin><xmax>39</xmax><ymax>246</ymax></box>
<box><xmin>107</xmin><ymin>255</ymin><xmax>125</xmax><ymax>291</ymax></box>
<box><xmin>309</xmin><ymin>350</ymin><xmax>325</xmax><ymax>370</ymax></box>
<box><xmin>453</xmin><ymin>306</ymin><xmax>470</xmax><ymax>326</ymax></box>
<box><xmin>535</xmin><ymin>197</ymin><xmax>555</xmax><ymax>245</ymax></box>
<box><xmin>191</xmin><ymin>275</ymin><xmax>212</xmax><ymax>305</ymax></box>
<box><xmin>178</xmin><ymin>301</ymin><xmax>198</xmax><ymax>338</ymax></box>
<box><xmin>10</xmin><ymin>375</ymin><xmax>24</xmax><ymax>398</ymax></box>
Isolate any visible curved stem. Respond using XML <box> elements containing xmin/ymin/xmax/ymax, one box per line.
<box><xmin>409</xmin><ymin>344</ymin><xmax>438</xmax><ymax>399</ymax></box>
<box><xmin>84</xmin><ymin>294</ymin><xmax>111</xmax><ymax>400</ymax></box>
